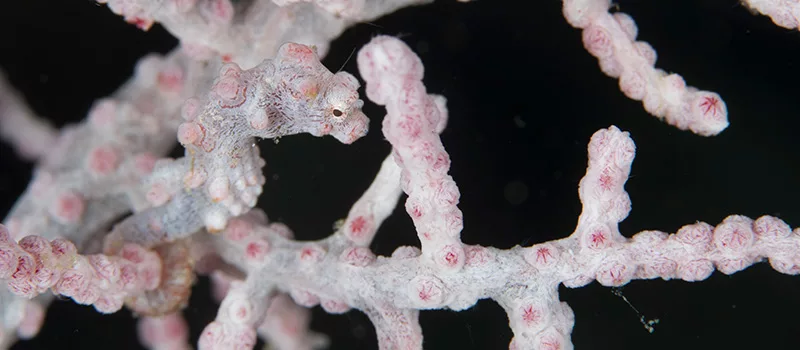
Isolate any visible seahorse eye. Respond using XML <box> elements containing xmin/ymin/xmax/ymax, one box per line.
<box><xmin>332</xmin><ymin>109</ymin><xmax>343</xmax><ymax>117</ymax></box>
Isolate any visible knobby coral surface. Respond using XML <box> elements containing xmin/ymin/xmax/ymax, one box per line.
<box><xmin>0</xmin><ymin>1</ymin><xmax>799</xmax><ymax>350</ymax></box>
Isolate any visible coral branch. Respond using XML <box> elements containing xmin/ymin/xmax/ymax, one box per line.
<box><xmin>4</xmin><ymin>50</ymin><xmax>214</xmax><ymax>245</ymax></box>
<box><xmin>0</xmin><ymin>71</ymin><xmax>57</xmax><ymax>161</ymax></box>
<box><xmin>338</xmin><ymin>155</ymin><xmax>403</xmax><ymax>247</ymax></box>
<box><xmin>0</xmin><ymin>225</ymin><xmax>162</xmax><ymax>314</ymax></box>
<box><xmin>98</xmin><ymin>0</ymin><xmax>432</xmax><ymax>68</ymax></box>
<box><xmin>358</xmin><ymin>35</ymin><xmax>464</xmax><ymax>272</ymax></box>
<box><xmin>562</xmin><ymin>0</ymin><xmax>729</xmax><ymax>135</ymax></box>
<box><xmin>137</xmin><ymin>312</ymin><xmax>191</xmax><ymax>350</ymax></box>
<box><xmin>199</xmin><ymin>278</ymin><xmax>274</xmax><ymax>350</ymax></box>
<box><xmin>742</xmin><ymin>0</ymin><xmax>800</xmax><ymax>30</ymax></box>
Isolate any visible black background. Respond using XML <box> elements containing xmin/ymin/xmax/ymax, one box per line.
<box><xmin>1</xmin><ymin>0</ymin><xmax>800</xmax><ymax>349</ymax></box>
